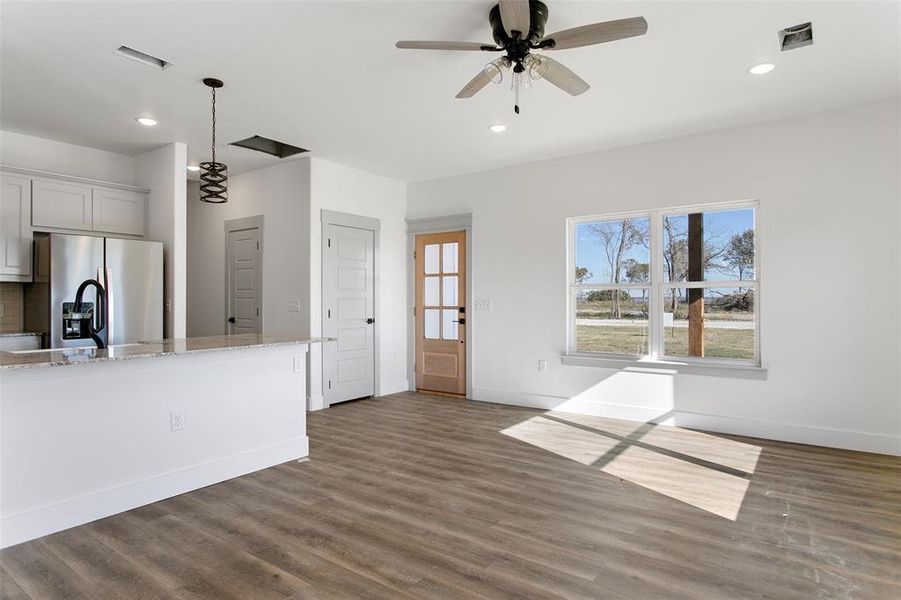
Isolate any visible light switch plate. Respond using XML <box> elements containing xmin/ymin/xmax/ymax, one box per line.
<box><xmin>287</xmin><ymin>300</ymin><xmax>301</xmax><ymax>313</ymax></box>
<box><xmin>475</xmin><ymin>299</ymin><xmax>493</xmax><ymax>311</ymax></box>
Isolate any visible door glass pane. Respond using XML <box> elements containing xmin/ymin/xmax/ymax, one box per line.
<box><xmin>442</xmin><ymin>276</ymin><xmax>458</xmax><ymax>306</ymax></box>
<box><xmin>574</xmin><ymin>217</ymin><xmax>649</xmax><ymax>284</ymax></box>
<box><xmin>442</xmin><ymin>242</ymin><xmax>458</xmax><ymax>273</ymax></box>
<box><xmin>663</xmin><ymin>208</ymin><xmax>755</xmax><ymax>282</ymax></box>
<box><xmin>424</xmin><ymin>244</ymin><xmax>440</xmax><ymax>274</ymax></box>
<box><xmin>574</xmin><ymin>288</ymin><xmax>649</xmax><ymax>355</ymax></box>
<box><xmin>442</xmin><ymin>309</ymin><xmax>458</xmax><ymax>340</ymax></box>
<box><xmin>424</xmin><ymin>276</ymin><xmax>440</xmax><ymax>306</ymax></box>
<box><xmin>663</xmin><ymin>287</ymin><xmax>755</xmax><ymax>360</ymax></box>
<box><xmin>424</xmin><ymin>309</ymin><xmax>440</xmax><ymax>339</ymax></box>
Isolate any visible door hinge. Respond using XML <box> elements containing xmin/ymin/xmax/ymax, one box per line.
<box><xmin>256</xmin><ymin>241</ymin><xmax>260</xmax><ymax>250</ymax></box>
<box><xmin>256</xmin><ymin>307</ymin><xmax>260</xmax><ymax>316</ymax></box>
<box><xmin>328</xmin><ymin>238</ymin><xmax>331</xmax><ymax>248</ymax></box>
<box><xmin>328</xmin><ymin>380</ymin><xmax>332</xmax><ymax>389</ymax></box>
<box><xmin>413</xmin><ymin>306</ymin><xmax>416</xmax><ymax>316</ymax></box>
<box><xmin>327</xmin><ymin>308</ymin><xmax>331</xmax><ymax>319</ymax></box>
<box><xmin>413</xmin><ymin>250</ymin><xmax>416</xmax><ymax>259</ymax></box>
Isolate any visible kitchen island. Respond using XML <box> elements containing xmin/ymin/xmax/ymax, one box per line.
<box><xmin>0</xmin><ymin>334</ymin><xmax>322</xmax><ymax>548</ymax></box>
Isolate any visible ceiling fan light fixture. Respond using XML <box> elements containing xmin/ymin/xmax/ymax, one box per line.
<box><xmin>135</xmin><ymin>116</ymin><xmax>159</xmax><ymax>127</ymax></box>
<box><xmin>484</xmin><ymin>56</ymin><xmax>511</xmax><ymax>84</ymax></box>
<box><xmin>524</xmin><ymin>54</ymin><xmax>547</xmax><ymax>80</ymax></box>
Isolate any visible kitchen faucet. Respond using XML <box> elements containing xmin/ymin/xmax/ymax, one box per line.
<box><xmin>67</xmin><ymin>278</ymin><xmax>107</xmax><ymax>349</ymax></box>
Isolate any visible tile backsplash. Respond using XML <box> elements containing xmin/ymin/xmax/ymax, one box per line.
<box><xmin>0</xmin><ymin>282</ymin><xmax>25</xmax><ymax>332</ymax></box>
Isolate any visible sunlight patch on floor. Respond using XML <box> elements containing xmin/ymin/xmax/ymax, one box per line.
<box><xmin>501</xmin><ymin>413</ymin><xmax>761</xmax><ymax>521</ymax></box>
<box><xmin>548</xmin><ymin>411</ymin><xmax>762</xmax><ymax>474</ymax></box>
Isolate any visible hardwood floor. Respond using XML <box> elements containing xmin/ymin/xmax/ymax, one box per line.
<box><xmin>2</xmin><ymin>392</ymin><xmax>899</xmax><ymax>599</ymax></box>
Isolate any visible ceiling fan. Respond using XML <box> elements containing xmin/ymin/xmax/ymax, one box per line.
<box><xmin>396</xmin><ymin>0</ymin><xmax>647</xmax><ymax>114</ymax></box>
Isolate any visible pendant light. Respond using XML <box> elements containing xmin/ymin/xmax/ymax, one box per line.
<box><xmin>199</xmin><ymin>78</ymin><xmax>227</xmax><ymax>203</ymax></box>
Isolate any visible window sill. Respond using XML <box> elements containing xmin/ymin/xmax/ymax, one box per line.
<box><xmin>560</xmin><ymin>354</ymin><xmax>768</xmax><ymax>379</ymax></box>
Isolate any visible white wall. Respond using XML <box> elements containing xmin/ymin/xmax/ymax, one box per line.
<box><xmin>407</xmin><ymin>99</ymin><xmax>901</xmax><ymax>455</ymax></box>
<box><xmin>0</xmin><ymin>130</ymin><xmax>136</xmax><ymax>185</ymax></box>
<box><xmin>308</xmin><ymin>158</ymin><xmax>409</xmax><ymax>409</ymax></box>
<box><xmin>135</xmin><ymin>143</ymin><xmax>188</xmax><ymax>338</ymax></box>
<box><xmin>1</xmin><ymin>344</ymin><xmax>309</xmax><ymax>547</ymax></box>
<box><xmin>186</xmin><ymin>159</ymin><xmax>311</xmax><ymax>337</ymax></box>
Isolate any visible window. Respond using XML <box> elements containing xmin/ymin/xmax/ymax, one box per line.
<box><xmin>568</xmin><ymin>202</ymin><xmax>758</xmax><ymax>366</ymax></box>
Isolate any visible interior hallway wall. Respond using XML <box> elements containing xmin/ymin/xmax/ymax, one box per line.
<box><xmin>136</xmin><ymin>143</ymin><xmax>187</xmax><ymax>338</ymax></box>
<box><xmin>308</xmin><ymin>158</ymin><xmax>408</xmax><ymax>410</ymax></box>
<box><xmin>186</xmin><ymin>159</ymin><xmax>311</xmax><ymax>337</ymax></box>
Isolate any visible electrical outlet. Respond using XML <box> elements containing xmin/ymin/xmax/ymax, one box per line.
<box><xmin>293</xmin><ymin>355</ymin><xmax>304</xmax><ymax>373</ymax></box>
<box><xmin>538</xmin><ymin>359</ymin><xmax>547</xmax><ymax>372</ymax></box>
<box><xmin>475</xmin><ymin>299</ymin><xmax>493</xmax><ymax>311</ymax></box>
<box><xmin>287</xmin><ymin>300</ymin><xmax>301</xmax><ymax>313</ymax></box>
<box><xmin>165</xmin><ymin>298</ymin><xmax>172</xmax><ymax>314</ymax></box>
<box><xmin>170</xmin><ymin>411</ymin><xmax>185</xmax><ymax>432</ymax></box>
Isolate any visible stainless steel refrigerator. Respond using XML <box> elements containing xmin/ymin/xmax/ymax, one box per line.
<box><xmin>27</xmin><ymin>233</ymin><xmax>163</xmax><ymax>349</ymax></box>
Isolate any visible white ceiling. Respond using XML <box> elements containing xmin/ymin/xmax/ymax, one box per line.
<box><xmin>1</xmin><ymin>1</ymin><xmax>898</xmax><ymax>182</ymax></box>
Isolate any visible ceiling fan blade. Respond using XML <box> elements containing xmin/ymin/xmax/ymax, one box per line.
<box><xmin>541</xmin><ymin>16</ymin><xmax>648</xmax><ymax>50</ymax></box>
<box><xmin>499</xmin><ymin>0</ymin><xmax>531</xmax><ymax>37</ymax></box>
<box><xmin>455</xmin><ymin>70</ymin><xmax>494</xmax><ymax>99</ymax></box>
<box><xmin>535</xmin><ymin>56</ymin><xmax>590</xmax><ymax>96</ymax></box>
<box><xmin>396</xmin><ymin>40</ymin><xmax>498</xmax><ymax>51</ymax></box>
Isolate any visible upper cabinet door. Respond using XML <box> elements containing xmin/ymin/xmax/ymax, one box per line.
<box><xmin>32</xmin><ymin>179</ymin><xmax>92</xmax><ymax>231</ymax></box>
<box><xmin>0</xmin><ymin>174</ymin><xmax>33</xmax><ymax>280</ymax></box>
<box><xmin>92</xmin><ymin>188</ymin><xmax>146</xmax><ymax>236</ymax></box>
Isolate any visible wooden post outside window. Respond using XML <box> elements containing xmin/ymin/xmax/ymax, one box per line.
<box><xmin>687</xmin><ymin>213</ymin><xmax>704</xmax><ymax>356</ymax></box>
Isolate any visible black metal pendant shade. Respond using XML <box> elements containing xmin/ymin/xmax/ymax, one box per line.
<box><xmin>199</xmin><ymin>78</ymin><xmax>227</xmax><ymax>203</ymax></box>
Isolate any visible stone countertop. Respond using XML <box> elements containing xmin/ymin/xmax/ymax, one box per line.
<box><xmin>0</xmin><ymin>332</ymin><xmax>42</xmax><ymax>337</ymax></box>
<box><xmin>0</xmin><ymin>334</ymin><xmax>330</xmax><ymax>371</ymax></box>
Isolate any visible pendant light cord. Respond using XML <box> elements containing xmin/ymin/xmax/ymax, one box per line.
<box><xmin>211</xmin><ymin>87</ymin><xmax>217</xmax><ymax>164</ymax></box>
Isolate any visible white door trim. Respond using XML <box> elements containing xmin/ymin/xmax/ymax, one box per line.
<box><xmin>406</xmin><ymin>214</ymin><xmax>473</xmax><ymax>399</ymax></box>
<box><xmin>321</xmin><ymin>209</ymin><xmax>380</xmax><ymax>407</ymax></box>
<box><xmin>224</xmin><ymin>215</ymin><xmax>264</xmax><ymax>334</ymax></box>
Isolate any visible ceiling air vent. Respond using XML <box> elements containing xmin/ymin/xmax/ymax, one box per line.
<box><xmin>779</xmin><ymin>22</ymin><xmax>813</xmax><ymax>51</ymax></box>
<box><xmin>114</xmin><ymin>45</ymin><xmax>172</xmax><ymax>70</ymax></box>
<box><xmin>230</xmin><ymin>135</ymin><xmax>309</xmax><ymax>159</ymax></box>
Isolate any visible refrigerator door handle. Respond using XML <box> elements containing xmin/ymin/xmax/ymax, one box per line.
<box><xmin>103</xmin><ymin>267</ymin><xmax>114</xmax><ymax>346</ymax></box>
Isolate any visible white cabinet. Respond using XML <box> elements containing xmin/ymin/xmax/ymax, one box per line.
<box><xmin>32</xmin><ymin>179</ymin><xmax>92</xmax><ymax>231</ymax></box>
<box><xmin>30</xmin><ymin>178</ymin><xmax>146</xmax><ymax>237</ymax></box>
<box><xmin>92</xmin><ymin>188</ymin><xmax>145</xmax><ymax>236</ymax></box>
<box><xmin>0</xmin><ymin>174</ymin><xmax>33</xmax><ymax>281</ymax></box>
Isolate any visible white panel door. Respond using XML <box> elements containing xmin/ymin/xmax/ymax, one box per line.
<box><xmin>323</xmin><ymin>224</ymin><xmax>375</xmax><ymax>404</ymax></box>
<box><xmin>226</xmin><ymin>227</ymin><xmax>262</xmax><ymax>334</ymax></box>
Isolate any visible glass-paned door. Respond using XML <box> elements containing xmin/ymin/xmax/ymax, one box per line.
<box><xmin>415</xmin><ymin>231</ymin><xmax>466</xmax><ymax>395</ymax></box>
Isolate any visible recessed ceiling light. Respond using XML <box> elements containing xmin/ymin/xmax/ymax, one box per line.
<box><xmin>749</xmin><ymin>63</ymin><xmax>775</xmax><ymax>75</ymax></box>
<box><xmin>136</xmin><ymin>117</ymin><xmax>159</xmax><ymax>127</ymax></box>
<box><xmin>186</xmin><ymin>164</ymin><xmax>201</xmax><ymax>172</ymax></box>
<box><xmin>489</xmin><ymin>124</ymin><xmax>507</xmax><ymax>133</ymax></box>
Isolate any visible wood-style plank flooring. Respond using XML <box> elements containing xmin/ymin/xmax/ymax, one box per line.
<box><xmin>2</xmin><ymin>392</ymin><xmax>899</xmax><ymax>599</ymax></box>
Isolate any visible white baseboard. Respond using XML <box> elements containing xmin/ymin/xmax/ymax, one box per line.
<box><xmin>308</xmin><ymin>394</ymin><xmax>326</xmax><ymax>411</ymax></box>
<box><xmin>379</xmin><ymin>379</ymin><xmax>410</xmax><ymax>396</ymax></box>
<box><xmin>0</xmin><ymin>437</ymin><xmax>309</xmax><ymax>549</ymax></box>
<box><xmin>471</xmin><ymin>387</ymin><xmax>900</xmax><ymax>456</ymax></box>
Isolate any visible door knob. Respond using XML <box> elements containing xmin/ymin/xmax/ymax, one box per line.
<box><xmin>228</xmin><ymin>317</ymin><xmax>236</xmax><ymax>324</ymax></box>
<box><xmin>366</xmin><ymin>318</ymin><xmax>375</xmax><ymax>324</ymax></box>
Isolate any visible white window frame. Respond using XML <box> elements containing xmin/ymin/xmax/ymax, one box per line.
<box><xmin>565</xmin><ymin>199</ymin><xmax>760</xmax><ymax>368</ymax></box>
